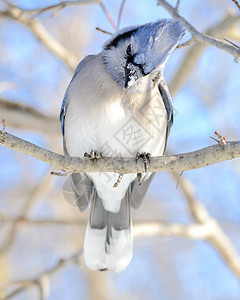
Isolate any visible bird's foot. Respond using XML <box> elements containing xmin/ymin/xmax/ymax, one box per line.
<box><xmin>84</xmin><ymin>150</ymin><xmax>102</xmax><ymax>160</ymax></box>
<box><xmin>137</xmin><ymin>173</ymin><xmax>142</xmax><ymax>185</ymax></box>
<box><xmin>136</xmin><ymin>152</ymin><xmax>151</xmax><ymax>173</ymax></box>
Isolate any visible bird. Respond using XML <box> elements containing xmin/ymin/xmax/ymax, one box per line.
<box><xmin>60</xmin><ymin>18</ymin><xmax>185</xmax><ymax>272</ymax></box>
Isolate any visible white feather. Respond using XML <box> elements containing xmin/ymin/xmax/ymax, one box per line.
<box><xmin>84</xmin><ymin>223</ymin><xmax>133</xmax><ymax>272</ymax></box>
<box><xmin>84</xmin><ymin>224</ymin><xmax>107</xmax><ymax>270</ymax></box>
<box><xmin>106</xmin><ymin>227</ymin><xmax>133</xmax><ymax>273</ymax></box>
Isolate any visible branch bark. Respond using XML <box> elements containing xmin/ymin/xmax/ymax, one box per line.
<box><xmin>1</xmin><ymin>131</ymin><xmax>240</xmax><ymax>174</ymax></box>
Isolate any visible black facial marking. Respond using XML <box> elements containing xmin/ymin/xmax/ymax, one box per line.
<box><xmin>104</xmin><ymin>27</ymin><xmax>143</xmax><ymax>50</ymax></box>
<box><xmin>124</xmin><ymin>52</ymin><xmax>149</xmax><ymax>88</ymax></box>
<box><xmin>126</xmin><ymin>53</ymin><xmax>148</xmax><ymax>77</ymax></box>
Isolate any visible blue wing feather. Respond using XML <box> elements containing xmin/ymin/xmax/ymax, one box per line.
<box><xmin>158</xmin><ymin>82</ymin><xmax>173</xmax><ymax>151</ymax></box>
<box><xmin>60</xmin><ymin>55</ymin><xmax>96</xmax><ymax>138</ymax></box>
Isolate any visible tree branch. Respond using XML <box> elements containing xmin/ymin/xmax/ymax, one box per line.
<box><xmin>1</xmin><ymin>217</ymin><xmax>234</xmax><ymax>298</ymax></box>
<box><xmin>169</xmin><ymin>13</ymin><xmax>240</xmax><ymax>96</ymax></box>
<box><xmin>0</xmin><ymin>98</ymin><xmax>59</xmax><ymax>134</ymax></box>
<box><xmin>158</xmin><ymin>0</ymin><xmax>240</xmax><ymax>58</ymax></box>
<box><xmin>15</xmin><ymin>0</ymin><xmax>102</xmax><ymax>16</ymax></box>
<box><xmin>133</xmin><ymin>221</ymin><xmax>212</xmax><ymax>239</ymax></box>
<box><xmin>0</xmin><ymin>214</ymin><xmax>212</xmax><ymax>240</ymax></box>
<box><xmin>0</xmin><ymin>249</ymin><xmax>82</xmax><ymax>300</ymax></box>
<box><xmin>0</xmin><ymin>173</ymin><xmax>54</xmax><ymax>253</ymax></box>
<box><xmin>0</xmin><ymin>219</ymin><xmax>224</xmax><ymax>299</ymax></box>
<box><xmin>1</xmin><ymin>130</ymin><xmax>240</xmax><ymax>174</ymax></box>
<box><xmin>0</xmin><ymin>5</ymin><xmax>79</xmax><ymax>72</ymax></box>
<box><xmin>117</xmin><ymin>0</ymin><xmax>127</xmax><ymax>30</ymax></box>
<box><xmin>172</xmin><ymin>173</ymin><xmax>240</xmax><ymax>280</ymax></box>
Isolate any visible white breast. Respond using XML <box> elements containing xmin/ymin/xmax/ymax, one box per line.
<box><xmin>64</xmin><ymin>68</ymin><xmax>167</xmax><ymax>212</ymax></box>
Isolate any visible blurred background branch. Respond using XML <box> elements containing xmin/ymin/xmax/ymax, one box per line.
<box><xmin>158</xmin><ymin>0</ymin><xmax>240</xmax><ymax>58</ymax></box>
<box><xmin>169</xmin><ymin>12</ymin><xmax>240</xmax><ymax>96</ymax></box>
<box><xmin>0</xmin><ymin>1</ymin><xmax>79</xmax><ymax>72</ymax></box>
<box><xmin>0</xmin><ymin>98</ymin><xmax>59</xmax><ymax>134</ymax></box>
<box><xmin>171</xmin><ymin>173</ymin><xmax>240</xmax><ymax>280</ymax></box>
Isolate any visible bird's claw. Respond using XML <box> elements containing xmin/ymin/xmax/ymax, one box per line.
<box><xmin>137</xmin><ymin>173</ymin><xmax>142</xmax><ymax>185</ymax></box>
<box><xmin>136</xmin><ymin>152</ymin><xmax>151</xmax><ymax>173</ymax></box>
<box><xmin>84</xmin><ymin>150</ymin><xmax>102</xmax><ymax>160</ymax></box>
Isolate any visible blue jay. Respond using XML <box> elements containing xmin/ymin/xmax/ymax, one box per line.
<box><xmin>60</xmin><ymin>19</ymin><xmax>185</xmax><ymax>272</ymax></box>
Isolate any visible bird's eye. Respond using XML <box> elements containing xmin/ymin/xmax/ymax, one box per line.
<box><xmin>126</xmin><ymin>44</ymin><xmax>131</xmax><ymax>56</ymax></box>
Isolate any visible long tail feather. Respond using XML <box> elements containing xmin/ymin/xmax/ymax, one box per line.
<box><xmin>84</xmin><ymin>190</ymin><xmax>132</xmax><ymax>272</ymax></box>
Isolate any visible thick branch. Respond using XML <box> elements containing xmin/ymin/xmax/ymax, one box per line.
<box><xmin>158</xmin><ymin>0</ymin><xmax>240</xmax><ymax>58</ymax></box>
<box><xmin>1</xmin><ymin>131</ymin><xmax>240</xmax><ymax>173</ymax></box>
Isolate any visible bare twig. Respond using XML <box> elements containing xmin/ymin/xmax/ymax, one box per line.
<box><xmin>10</xmin><ymin>0</ymin><xmax>102</xmax><ymax>16</ymax></box>
<box><xmin>214</xmin><ymin>130</ymin><xmax>227</xmax><ymax>145</ymax></box>
<box><xmin>0</xmin><ymin>131</ymin><xmax>240</xmax><ymax>174</ymax></box>
<box><xmin>117</xmin><ymin>0</ymin><xmax>127</xmax><ymax>29</ymax></box>
<box><xmin>0</xmin><ymin>215</ymin><xmax>85</xmax><ymax>226</ymax></box>
<box><xmin>158</xmin><ymin>0</ymin><xmax>240</xmax><ymax>58</ymax></box>
<box><xmin>1</xmin><ymin>119</ymin><xmax>6</xmax><ymax>135</ymax></box>
<box><xmin>96</xmin><ymin>27</ymin><xmax>113</xmax><ymax>35</ymax></box>
<box><xmin>224</xmin><ymin>38</ymin><xmax>240</xmax><ymax>49</ymax></box>
<box><xmin>231</xmin><ymin>0</ymin><xmax>240</xmax><ymax>10</ymax></box>
<box><xmin>99</xmin><ymin>2</ymin><xmax>117</xmax><ymax>31</ymax></box>
<box><xmin>176</xmin><ymin>37</ymin><xmax>194</xmax><ymax>48</ymax></box>
<box><xmin>175</xmin><ymin>0</ymin><xmax>181</xmax><ymax>11</ymax></box>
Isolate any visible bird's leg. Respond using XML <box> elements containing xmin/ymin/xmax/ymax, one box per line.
<box><xmin>84</xmin><ymin>150</ymin><xmax>102</xmax><ymax>160</ymax></box>
<box><xmin>136</xmin><ymin>152</ymin><xmax>151</xmax><ymax>173</ymax></box>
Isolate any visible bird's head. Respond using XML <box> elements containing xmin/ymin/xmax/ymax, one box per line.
<box><xmin>102</xmin><ymin>19</ymin><xmax>185</xmax><ymax>89</ymax></box>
